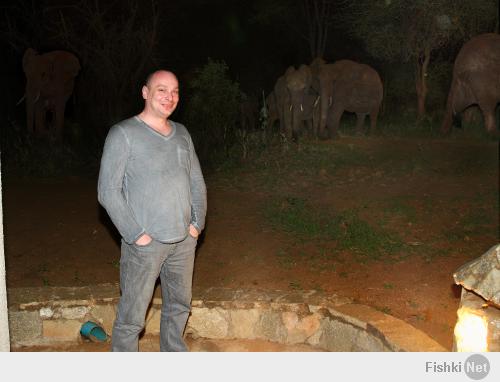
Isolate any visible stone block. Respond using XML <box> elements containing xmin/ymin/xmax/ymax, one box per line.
<box><xmin>39</xmin><ymin>307</ymin><xmax>54</xmax><ymax>319</ymax></box>
<box><xmin>187</xmin><ymin>307</ymin><xmax>229</xmax><ymax>339</ymax></box>
<box><xmin>89</xmin><ymin>304</ymin><xmax>116</xmax><ymax>335</ymax></box>
<box><xmin>8</xmin><ymin>310</ymin><xmax>42</xmax><ymax>343</ymax></box>
<box><xmin>43</xmin><ymin>320</ymin><xmax>82</xmax><ymax>341</ymax></box>
<box><xmin>145</xmin><ymin>307</ymin><xmax>161</xmax><ymax>334</ymax></box>
<box><xmin>318</xmin><ymin>318</ymin><xmax>360</xmax><ymax>352</ymax></box>
<box><xmin>229</xmin><ymin>309</ymin><xmax>260</xmax><ymax>339</ymax></box>
<box><xmin>352</xmin><ymin>330</ymin><xmax>389</xmax><ymax>352</ymax></box>
<box><xmin>61</xmin><ymin>306</ymin><xmax>90</xmax><ymax>320</ymax></box>
<box><xmin>255</xmin><ymin>310</ymin><xmax>287</xmax><ymax>343</ymax></box>
<box><xmin>285</xmin><ymin>312</ymin><xmax>322</xmax><ymax>344</ymax></box>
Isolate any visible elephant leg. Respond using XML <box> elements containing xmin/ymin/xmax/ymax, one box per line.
<box><xmin>35</xmin><ymin>103</ymin><xmax>47</xmax><ymax>135</ymax></box>
<box><xmin>284</xmin><ymin>105</ymin><xmax>293</xmax><ymax>141</ymax></box>
<box><xmin>327</xmin><ymin>106</ymin><xmax>343</xmax><ymax>139</ymax></box>
<box><xmin>26</xmin><ymin>101</ymin><xmax>35</xmax><ymax>134</ymax></box>
<box><xmin>355</xmin><ymin>113</ymin><xmax>366</xmax><ymax>135</ymax></box>
<box><xmin>318</xmin><ymin>94</ymin><xmax>330</xmax><ymax>139</ymax></box>
<box><xmin>369</xmin><ymin>107</ymin><xmax>380</xmax><ymax>135</ymax></box>
<box><xmin>54</xmin><ymin>101</ymin><xmax>66</xmax><ymax>137</ymax></box>
<box><xmin>479</xmin><ymin>103</ymin><xmax>499</xmax><ymax>136</ymax></box>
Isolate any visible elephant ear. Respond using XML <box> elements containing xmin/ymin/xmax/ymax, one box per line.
<box><xmin>22</xmin><ymin>48</ymin><xmax>39</xmax><ymax>76</ymax></box>
<box><xmin>298</xmin><ymin>64</ymin><xmax>312</xmax><ymax>88</ymax></box>
<box><xmin>284</xmin><ymin>66</ymin><xmax>295</xmax><ymax>76</ymax></box>
<box><xmin>68</xmin><ymin>55</ymin><xmax>81</xmax><ymax>77</ymax></box>
<box><xmin>53</xmin><ymin>51</ymin><xmax>81</xmax><ymax>78</ymax></box>
<box><xmin>66</xmin><ymin>53</ymin><xmax>81</xmax><ymax>77</ymax></box>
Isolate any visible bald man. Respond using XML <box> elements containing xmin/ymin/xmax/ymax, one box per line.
<box><xmin>98</xmin><ymin>70</ymin><xmax>207</xmax><ymax>351</ymax></box>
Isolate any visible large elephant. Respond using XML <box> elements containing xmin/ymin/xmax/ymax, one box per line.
<box><xmin>441</xmin><ymin>33</ymin><xmax>500</xmax><ymax>136</ymax></box>
<box><xmin>315</xmin><ymin>59</ymin><xmax>383</xmax><ymax>139</ymax></box>
<box><xmin>22</xmin><ymin>48</ymin><xmax>80</xmax><ymax>136</ymax></box>
<box><xmin>272</xmin><ymin>65</ymin><xmax>319</xmax><ymax>140</ymax></box>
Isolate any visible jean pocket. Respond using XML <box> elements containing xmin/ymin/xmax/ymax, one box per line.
<box><xmin>132</xmin><ymin>238</ymin><xmax>155</xmax><ymax>250</ymax></box>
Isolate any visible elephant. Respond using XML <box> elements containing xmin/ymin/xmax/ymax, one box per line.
<box><xmin>266</xmin><ymin>89</ymin><xmax>319</xmax><ymax>137</ymax></box>
<box><xmin>272</xmin><ymin>65</ymin><xmax>319</xmax><ymax>141</ymax></box>
<box><xmin>315</xmin><ymin>59</ymin><xmax>383</xmax><ymax>139</ymax></box>
<box><xmin>22</xmin><ymin>48</ymin><xmax>81</xmax><ymax>136</ymax></box>
<box><xmin>265</xmin><ymin>91</ymin><xmax>279</xmax><ymax>129</ymax></box>
<box><xmin>273</xmin><ymin>66</ymin><xmax>295</xmax><ymax>138</ymax></box>
<box><xmin>441</xmin><ymin>33</ymin><xmax>500</xmax><ymax>137</ymax></box>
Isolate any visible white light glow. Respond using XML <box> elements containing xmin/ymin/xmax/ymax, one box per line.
<box><xmin>454</xmin><ymin>308</ymin><xmax>488</xmax><ymax>352</ymax></box>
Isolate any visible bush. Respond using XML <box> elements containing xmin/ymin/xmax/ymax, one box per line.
<box><xmin>184</xmin><ymin>59</ymin><xmax>242</xmax><ymax>164</ymax></box>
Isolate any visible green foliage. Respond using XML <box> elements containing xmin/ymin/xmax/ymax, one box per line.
<box><xmin>264</xmin><ymin>197</ymin><xmax>404</xmax><ymax>261</ymax></box>
<box><xmin>185</xmin><ymin>59</ymin><xmax>242</xmax><ymax>164</ymax></box>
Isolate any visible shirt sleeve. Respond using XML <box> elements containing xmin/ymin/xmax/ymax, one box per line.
<box><xmin>97</xmin><ymin>125</ymin><xmax>145</xmax><ymax>243</ymax></box>
<box><xmin>188</xmin><ymin>135</ymin><xmax>207</xmax><ymax>233</ymax></box>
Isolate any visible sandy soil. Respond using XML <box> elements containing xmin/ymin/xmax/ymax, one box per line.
<box><xmin>3</xmin><ymin>136</ymin><xmax>498</xmax><ymax>350</ymax></box>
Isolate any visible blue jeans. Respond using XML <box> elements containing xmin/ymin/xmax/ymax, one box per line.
<box><xmin>111</xmin><ymin>235</ymin><xmax>197</xmax><ymax>351</ymax></box>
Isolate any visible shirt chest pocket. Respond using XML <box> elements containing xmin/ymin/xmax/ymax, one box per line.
<box><xmin>177</xmin><ymin>147</ymin><xmax>190</xmax><ymax>170</ymax></box>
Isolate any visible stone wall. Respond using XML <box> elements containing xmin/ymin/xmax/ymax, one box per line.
<box><xmin>7</xmin><ymin>284</ymin><xmax>446</xmax><ymax>351</ymax></box>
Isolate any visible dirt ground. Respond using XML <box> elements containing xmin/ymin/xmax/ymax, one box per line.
<box><xmin>3</xmin><ymin>136</ymin><xmax>498</xmax><ymax>351</ymax></box>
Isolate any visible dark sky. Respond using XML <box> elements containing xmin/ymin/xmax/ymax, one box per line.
<box><xmin>1</xmin><ymin>0</ymin><xmax>362</xmax><ymax>100</ymax></box>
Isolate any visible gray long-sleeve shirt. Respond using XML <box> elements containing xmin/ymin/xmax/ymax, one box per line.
<box><xmin>98</xmin><ymin>116</ymin><xmax>207</xmax><ymax>244</ymax></box>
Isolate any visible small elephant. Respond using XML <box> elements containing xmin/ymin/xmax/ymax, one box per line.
<box><xmin>265</xmin><ymin>91</ymin><xmax>279</xmax><ymax>129</ymax></box>
<box><xmin>316</xmin><ymin>59</ymin><xmax>383</xmax><ymax>139</ymax></box>
<box><xmin>22</xmin><ymin>48</ymin><xmax>81</xmax><ymax>136</ymax></box>
<box><xmin>272</xmin><ymin>65</ymin><xmax>319</xmax><ymax>141</ymax></box>
<box><xmin>266</xmin><ymin>89</ymin><xmax>319</xmax><ymax>138</ymax></box>
<box><xmin>441</xmin><ymin>33</ymin><xmax>500</xmax><ymax>137</ymax></box>
<box><xmin>273</xmin><ymin>66</ymin><xmax>295</xmax><ymax>138</ymax></box>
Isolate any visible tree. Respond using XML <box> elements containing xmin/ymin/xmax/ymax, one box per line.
<box><xmin>185</xmin><ymin>59</ymin><xmax>242</xmax><ymax>162</ymax></box>
<box><xmin>1</xmin><ymin>0</ymin><xmax>162</xmax><ymax>131</ymax></box>
<box><xmin>53</xmin><ymin>0</ymin><xmax>160</xmax><ymax>130</ymax></box>
<box><xmin>344</xmin><ymin>0</ymin><xmax>497</xmax><ymax>118</ymax></box>
<box><xmin>253</xmin><ymin>0</ymin><xmax>337</xmax><ymax>61</ymax></box>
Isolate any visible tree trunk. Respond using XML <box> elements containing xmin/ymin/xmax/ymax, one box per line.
<box><xmin>415</xmin><ymin>46</ymin><xmax>431</xmax><ymax>119</ymax></box>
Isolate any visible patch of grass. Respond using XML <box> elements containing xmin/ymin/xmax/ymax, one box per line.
<box><xmin>383</xmin><ymin>283</ymin><xmax>394</xmax><ymax>290</ymax></box>
<box><xmin>265</xmin><ymin>197</ymin><xmax>404</xmax><ymax>262</ymax></box>
<box><xmin>289</xmin><ymin>281</ymin><xmax>303</xmax><ymax>290</ymax></box>
<box><xmin>407</xmin><ymin>300</ymin><xmax>419</xmax><ymax>309</ymax></box>
<box><xmin>376</xmin><ymin>306</ymin><xmax>392</xmax><ymax>315</ymax></box>
<box><xmin>444</xmin><ymin>207</ymin><xmax>497</xmax><ymax>242</ymax></box>
<box><xmin>265</xmin><ymin>197</ymin><xmax>326</xmax><ymax>238</ymax></box>
<box><xmin>383</xmin><ymin>199</ymin><xmax>417</xmax><ymax>223</ymax></box>
<box><xmin>276</xmin><ymin>249</ymin><xmax>296</xmax><ymax>269</ymax></box>
<box><xmin>330</xmin><ymin>210</ymin><xmax>404</xmax><ymax>260</ymax></box>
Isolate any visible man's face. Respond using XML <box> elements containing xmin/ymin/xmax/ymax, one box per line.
<box><xmin>142</xmin><ymin>71</ymin><xmax>179</xmax><ymax>119</ymax></box>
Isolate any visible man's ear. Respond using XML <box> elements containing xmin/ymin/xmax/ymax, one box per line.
<box><xmin>141</xmin><ymin>85</ymin><xmax>149</xmax><ymax>100</ymax></box>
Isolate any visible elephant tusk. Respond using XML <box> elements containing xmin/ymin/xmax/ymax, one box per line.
<box><xmin>313</xmin><ymin>96</ymin><xmax>320</xmax><ymax>107</ymax></box>
<box><xmin>289</xmin><ymin>104</ymin><xmax>293</xmax><ymax>111</ymax></box>
<box><xmin>34</xmin><ymin>92</ymin><xmax>41</xmax><ymax>104</ymax></box>
<box><xmin>16</xmin><ymin>94</ymin><xmax>26</xmax><ymax>106</ymax></box>
<box><xmin>300</xmin><ymin>104</ymin><xmax>303</xmax><ymax>112</ymax></box>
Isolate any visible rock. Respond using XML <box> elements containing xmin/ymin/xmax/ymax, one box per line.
<box><xmin>453</xmin><ymin>244</ymin><xmax>500</xmax><ymax>306</ymax></box>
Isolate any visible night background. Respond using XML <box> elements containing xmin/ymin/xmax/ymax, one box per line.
<box><xmin>0</xmin><ymin>0</ymin><xmax>499</xmax><ymax>351</ymax></box>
